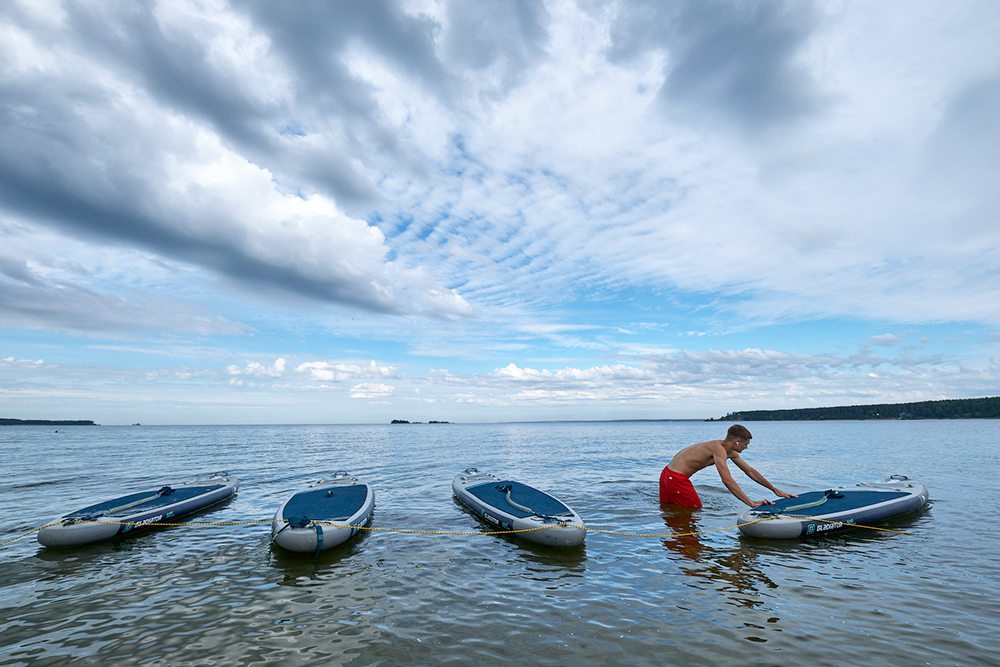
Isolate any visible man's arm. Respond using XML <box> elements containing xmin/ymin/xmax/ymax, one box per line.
<box><xmin>731</xmin><ymin>455</ymin><xmax>797</xmax><ymax>499</ymax></box>
<box><xmin>712</xmin><ymin>446</ymin><xmax>771</xmax><ymax>507</ymax></box>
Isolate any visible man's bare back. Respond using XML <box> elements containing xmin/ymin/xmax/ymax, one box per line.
<box><xmin>668</xmin><ymin>439</ymin><xmax>733</xmax><ymax>477</ymax></box>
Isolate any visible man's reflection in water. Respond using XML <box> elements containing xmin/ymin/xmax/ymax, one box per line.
<box><xmin>660</xmin><ymin>506</ymin><xmax>778</xmax><ymax>609</ymax></box>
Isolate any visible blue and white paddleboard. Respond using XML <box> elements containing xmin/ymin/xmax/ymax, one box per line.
<box><xmin>738</xmin><ymin>475</ymin><xmax>928</xmax><ymax>539</ymax></box>
<box><xmin>37</xmin><ymin>472</ymin><xmax>239</xmax><ymax>547</ymax></box>
<box><xmin>270</xmin><ymin>472</ymin><xmax>374</xmax><ymax>554</ymax></box>
<box><xmin>452</xmin><ymin>469</ymin><xmax>586</xmax><ymax>547</ymax></box>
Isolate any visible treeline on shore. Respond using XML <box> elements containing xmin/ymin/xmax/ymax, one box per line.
<box><xmin>1</xmin><ymin>418</ymin><xmax>97</xmax><ymax>426</ymax></box>
<box><xmin>714</xmin><ymin>396</ymin><xmax>1000</xmax><ymax>421</ymax></box>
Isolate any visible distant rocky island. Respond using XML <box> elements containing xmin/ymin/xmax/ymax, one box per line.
<box><xmin>1</xmin><ymin>418</ymin><xmax>97</xmax><ymax>426</ymax></box>
<box><xmin>712</xmin><ymin>396</ymin><xmax>1000</xmax><ymax>421</ymax></box>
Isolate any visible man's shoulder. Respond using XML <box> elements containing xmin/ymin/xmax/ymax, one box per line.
<box><xmin>689</xmin><ymin>439</ymin><xmax>726</xmax><ymax>459</ymax></box>
<box><xmin>699</xmin><ymin>438</ymin><xmax>726</xmax><ymax>450</ymax></box>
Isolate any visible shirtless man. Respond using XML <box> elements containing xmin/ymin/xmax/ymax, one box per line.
<box><xmin>660</xmin><ymin>425</ymin><xmax>796</xmax><ymax>508</ymax></box>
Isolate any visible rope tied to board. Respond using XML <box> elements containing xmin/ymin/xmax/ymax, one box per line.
<box><xmin>272</xmin><ymin>515</ymin><xmax>327</xmax><ymax>558</ymax></box>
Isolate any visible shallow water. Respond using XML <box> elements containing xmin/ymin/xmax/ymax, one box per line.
<box><xmin>1</xmin><ymin>420</ymin><xmax>998</xmax><ymax>666</ymax></box>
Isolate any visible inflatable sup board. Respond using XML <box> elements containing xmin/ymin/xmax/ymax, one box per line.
<box><xmin>37</xmin><ymin>472</ymin><xmax>239</xmax><ymax>547</ymax></box>
<box><xmin>738</xmin><ymin>475</ymin><xmax>928</xmax><ymax>539</ymax></box>
<box><xmin>453</xmin><ymin>469</ymin><xmax>586</xmax><ymax>547</ymax></box>
<box><xmin>270</xmin><ymin>472</ymin><xmax>374</xmax><ymax>555</ymax></box>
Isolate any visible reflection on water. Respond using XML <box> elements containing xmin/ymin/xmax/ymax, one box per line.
<box><xmin>448</xmin><ymin>496</ymin><xmax>589</xmax><ymax>571</ymax></box>
<box><xmin>269</xmin><ymin>530</ymin><xmax>376</xmax><ymax>583</ymax></box>
<box><xmin>660</xmin><ymin>507</ymin><xmax>777</xmax><ymax>614</ymax></box>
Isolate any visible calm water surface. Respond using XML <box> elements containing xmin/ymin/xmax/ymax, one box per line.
<box><xmin>1</xmin><ymin>420</ymin><xmax>998</xmax><ymax>666</ymax></box>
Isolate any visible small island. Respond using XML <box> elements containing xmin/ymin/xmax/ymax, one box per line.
<box><xmin>391</xmin><ymin>419</ymin><xmax>450</xmax><ymax>424</ymax></box>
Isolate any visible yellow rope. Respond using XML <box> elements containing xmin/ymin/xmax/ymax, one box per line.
<box><xmin>579</xmin><ymin>516</ymin><xmax>771</xmax><ymax>538</ymax></box>
<box><xmin>70</xmin><ymin>520</ymin><xmax>274</xmax><ymax>526</ymax></box>
<box><xmin>3</xmin><ymin>512</ymin><xmax>910</xmax><ymax>548</ymax></box>
<box><xmin>0</xmin><ymin>523</ymin><xmax>62</xmax><ymax>548</ymax></box>
<box><xmin>31</xmin><ymin>518</ymin><xmax>558</xmax><ymax>536</ymax></box>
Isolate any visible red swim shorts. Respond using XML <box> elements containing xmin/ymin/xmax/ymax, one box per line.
<box><xmin>659</xmin><ymin>467</ymin><xmax>702</xmax><ymax>507</ymax></box>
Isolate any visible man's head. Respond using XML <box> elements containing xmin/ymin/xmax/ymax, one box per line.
<box><xmin>727</xmin><ymin>424</ymin><xmax>752</xmax><ymax>441</ymax></box>
<box><xmin>725</xmin><ymin>424</ymin><xmax>752</xmax><ymax>452</ymax></box>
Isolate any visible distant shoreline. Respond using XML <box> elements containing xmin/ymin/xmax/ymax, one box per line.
<box><xmin>711</xmin><ymin>396</ymin><xmax>1000</xmax><ymax>421</ymax></box>
<box><xmin>4</xmin><ymin>396</ymin><xmax>997</xmax><ymax>426</ymax></box>
<box><xmin>0</xmin><ymin>419</ymin><xmax>97</xmax><ymax>426</ymax></box>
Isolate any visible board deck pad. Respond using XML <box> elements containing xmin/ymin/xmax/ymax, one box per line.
<box><xmin>281</xmin><ymin>485</ymin><xmax>368</xmax><ymax>521</ymax></box>
<box><xmin>763</xmin><ymin>489</ymin><xmax>910</xmax><ymax>515</ymax></box>
<box><xmin>66</xmin><ymin>484</ymin><xmax>226</xmax><ymax>519</ymax></box>
<box><xmin>465</xmin><ymin>481</ymin><xmax>572</xmax><ymax>518</ymax></box>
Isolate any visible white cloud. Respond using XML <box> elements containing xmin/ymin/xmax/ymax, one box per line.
<box><xmin>1</xmin><ymin>357</ymin><xmax>44</xmax><ymax>366</ymax></box>
<box><xmin>474</xmin><ymin>346</ymin><xmax>997</xmax><ymax>410</ymax></box>
<box><xmin>494</xmin><ymin>362</ymin><xmax>652</xmax><ymax>383</ymax></box>
<box><xmin>870</xmin><ymin>334</ymin><xmax>902</xmax><ymax>348</ymax></box>
<box><xmin>296</xmin><ymin>360</ymin><xmax>397</xmax><ymax>383</ymax></box>
<box><xmin>229</xmin><ymin>358</ymin><xmax>287</xmax><ymax>378</ymax></box>
<box><xmin>350</xmin><ymin>382</ymin><xmax>396</xmax><ymax>398</ymax></box>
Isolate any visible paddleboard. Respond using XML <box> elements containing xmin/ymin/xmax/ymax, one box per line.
<box><xmin>37</xmin><ymin>472</ymin><xmax>239</xmax><ymax>547</ymax></box>
<box><xmin>270</xmin><ymin>472</ymin><xmax>374</xmax><ymax>554</ymax></box>
<box><xmin>452</xmin><ymin>468</ymin><xmax>586</xmax><ymax>547</ymax></box>
<box><xmin>737</xmin><ymin>475</ymin><xmax>928</xmax><ymax>539</ymax></box>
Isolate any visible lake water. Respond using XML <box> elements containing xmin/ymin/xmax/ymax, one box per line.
<box><xmin>1</xmin><ymin>420</ymin><xmax>998</xmax><ymax>666</ymax></box>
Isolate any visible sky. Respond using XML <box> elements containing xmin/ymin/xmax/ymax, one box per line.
<box><xmin>1</xmin><ymin>0</ymin><xmax>999</xmax><ymax>425</ymax></box>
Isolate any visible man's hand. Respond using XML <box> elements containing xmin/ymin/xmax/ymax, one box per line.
<box><xmin>774</xmin><ymin>489</ymin><xmax>798</xmax><ymax>498</ymax></box>
<box><xmin>750</xmin><ymin>499</ymin><xmax>774</xmax><ymax>507</ymax></box>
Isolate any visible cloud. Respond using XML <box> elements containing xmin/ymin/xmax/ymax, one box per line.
<box><xmin>296</xmin><ymin>360</ymin><xmax>397</xmax><ymax>383</ymax></box>
<box><xmin>475</xmin><ymin>345</ymin><xmax>993</xmax><ymax>409</ymax></box>
<box><xmin>495</xmin><ymin>362</ymin><xmax>652</xmax><ymax>382</ymax></box>
<box><xmin>1</xmin><ymin>357</ymin><xmax>45</xmax><ymax>367</ymax></box>
<box><xmin>228</xmin><ymin>358</ymin><xmax>287</xmax><ymax>378</ymax></box>
<box><xmin>517</xmin><ymin>324</ymin><xmax>602</xmax><ymax>335</ymax></box>
<box><xmin>439</xmin><ymin>0</ymin><xmax>550</xmax><ymax>93</ymax></box>
<box><xmin>0</xmin><ymin>222</ymin><xmax>248</xmax><ymax>334</ymax></box>
<box><xmin>0</xmin><ymin>0</ymin><xmax>472</xmax><ymax>321</ymax></box>
<box><xmin>920</xmin><ymin>73</ymin><xmax>1000</xmax><ymax>240</ymax></box>
<box><xmin>350</xmin><ymin>382</ymin><xmax>396</xmax><ymax>398</ymax></box>
<box><xmin>607</xmin><ymin>0</ymin><xmax>824</xmax><ymax>132</ymax></box>
<box><xmin>870</xmin><ymin>334</ymin><xmax>902</xmax><ymax>348</ymax></box>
